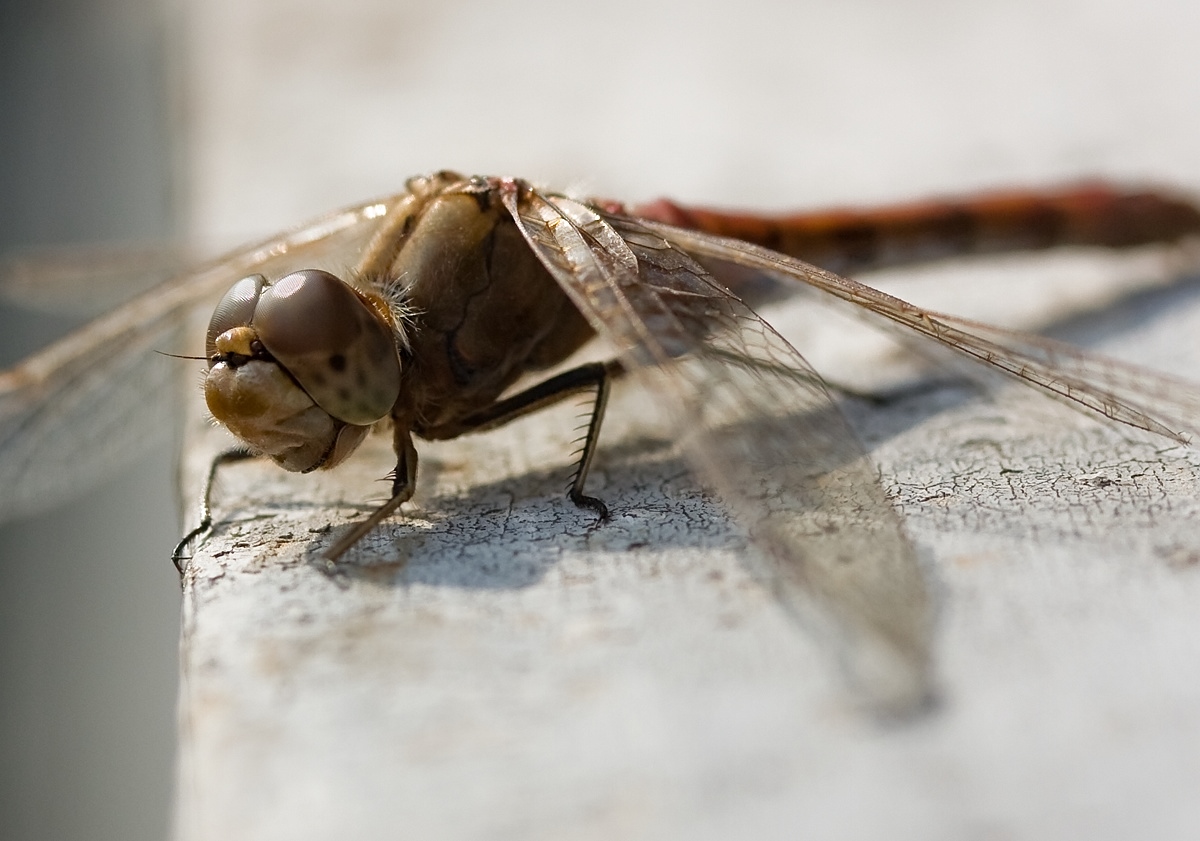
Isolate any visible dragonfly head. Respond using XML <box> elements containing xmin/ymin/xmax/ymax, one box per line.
<box><xmin>203</xmin><ymin>270</ymin><xmax>403</xmax><ymax>472</ymax></box>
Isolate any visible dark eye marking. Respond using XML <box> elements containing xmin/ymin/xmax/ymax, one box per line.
<box><xmin>328</xmin><ymin>353</ymin><xmax>347</xmax><ymax>372</ymax></box>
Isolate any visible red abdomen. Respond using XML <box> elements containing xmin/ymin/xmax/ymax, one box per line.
<box><xmin>633</xmin><ymin>183</ymin><xmax>1200</xmax><ymax>275</ymax></box>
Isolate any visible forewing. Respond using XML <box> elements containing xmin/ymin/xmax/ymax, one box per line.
<box><xmin>0</xmin><ymin>195</ymin><xmax>407</xmax><ymax>521</ymax></box>
<box><xmin>504</xmin><ymin>184</ymin><xmax>933</xmax><ymax>713</ymax></box>
<box><xmin>644</xmin><ymin>221</ymin><xmax>1200</xmax><ymax>445</ymax></box>
<box><xmin>0</xmin><ymin>243</ymin><xmax>190</xmax><ymax>318</ymax></box>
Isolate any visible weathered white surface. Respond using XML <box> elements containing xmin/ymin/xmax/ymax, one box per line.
<box><xmin>173</xmin><ymin>1</ymin><xmax>1200</xmax><ymax>839</ymax></box>
<box><xmin>174</xmin><ymin>273</ymin><xmax>1200</xmax><ymax>841</ymax></box>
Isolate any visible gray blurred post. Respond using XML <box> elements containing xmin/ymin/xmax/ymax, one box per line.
<box><xmin>0</xmin><ymin>2</ymin><xmax>180</xmax><ymax>840</ymax></box>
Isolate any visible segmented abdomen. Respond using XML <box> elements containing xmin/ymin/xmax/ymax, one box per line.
<box><xmin>633</xmin><ymin>183</ymin><xmax>1200</xmax><ymax>275</ymax></box>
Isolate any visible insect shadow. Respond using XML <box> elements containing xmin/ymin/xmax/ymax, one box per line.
<box><xmin>843</xmin><ymin>266</ymin><xmax>1200</xmax><ymax>436</ymax></box>
<box><xmin>297</xmin><ymin>267</ymin><xmax>1200</xmax><ymax>591</ymax></box>
<box><xmin>1041</xmin><ymin>266</ymin><xmax>1200</xmax><ymax>348</ymax></box>
<box><xmin>300</xmin><ymin>383</ymin><xmax>953</xmax><ymax>593</ymax></box>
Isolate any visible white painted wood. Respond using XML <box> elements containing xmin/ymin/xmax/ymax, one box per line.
<box><xmin>172</xmin><ymin>2</ymin><xmax>1200</xmax><ymax>839</ymax></box>
<box><xmin>173</xmin><ymin>275</ymin><xmax>1200</xmax><ymax>841</ymax></box>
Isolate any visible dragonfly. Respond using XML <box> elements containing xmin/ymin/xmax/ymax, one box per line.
<box><xmin>2</xmin><ymin>171</ymin><xmax>1199</xmax><ymax>714</ymax></box>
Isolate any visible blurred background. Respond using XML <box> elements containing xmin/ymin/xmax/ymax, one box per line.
<box><xmin>0</xmin><ymin>1</ymin><xmax>179</xmax><ymax>840</ymax></box>
<box><xmin>2</xmin><ymin>0</ymin><xmax>1199</xmax><ymax>839</ymax></box>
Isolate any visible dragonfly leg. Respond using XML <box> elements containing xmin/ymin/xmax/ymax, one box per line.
<box><xmin>565</xmin><ymin>365</ymin><xmax>612</xmax><ymax>519</ymax></box>
<box><xmin>172</xmin><ymin>446</ymin><xmax>259</xmax><ymax>576</ymax></box>
<box><xmin>323</xmin><ymin>361</ymin><xmax>623</xmax><ymax>562</ymax></box>
<box><xmin>322</xmin><ymin>429</ymin><xmax>418</xmax><ymax>563</ymax></box>
<box><xmin>456</xmin><ymin>360</ymin><xmax>622</xmax><ymax>520</ymax></box>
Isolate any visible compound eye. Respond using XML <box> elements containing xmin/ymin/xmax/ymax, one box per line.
<box><xmin>253</xmin><ymin>270</ymin><xmax>402</xmax><ymax>426</ymax></box>
<box><xmin>206</xmin><ymin>275</ymin><xmax>266</xmax><ymax>360</ymax></box>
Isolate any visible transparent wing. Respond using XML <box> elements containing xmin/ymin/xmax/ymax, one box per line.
<box><xmin>501</xmin><ymin>181</ymin><xmax>933</xmax><ymax>714</ymax></box>
<box><xmin>0</xmin><ymin>194</ymin><xmax>409</xmax><ymax>522</ymax></box>
<box><xmin>0</xmin><ymin>243</ymin><xmax>190</xmax><ymax>318</ymax></box>
<box><xmin>644</xmin><ymin>221</ymin><xmax>1200</xmax><ymax>445</ymax></box>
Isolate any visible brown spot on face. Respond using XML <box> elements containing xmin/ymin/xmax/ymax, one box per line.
<box><xmin>328</xmin><ymin>353</ymin><xmax>347</xmax><ymax>372</ymax></box>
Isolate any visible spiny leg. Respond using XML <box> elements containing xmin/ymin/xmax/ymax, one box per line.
<box><xmin>323</xmin><ymin>428</ymin><xmax>417</xmax><ymax>563</ymax></box>
<box><xmin>565</xmin><ymin>364</ymin><xmax>612</xmax><ymax>519</ymax></box>
<box><xmin>322</xmin><ymin>360</ymin><xmax>623</xmax><ymax>562</ymax></box>
<box><xmin>456</xmin><ymin>360</ymin><xmax>620</xmax><ymax>519</ymax></box>
<box><xmin>172</xmin><ymin>446</ymin><xmax>259</xmax><ymax>575</ymax></box>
